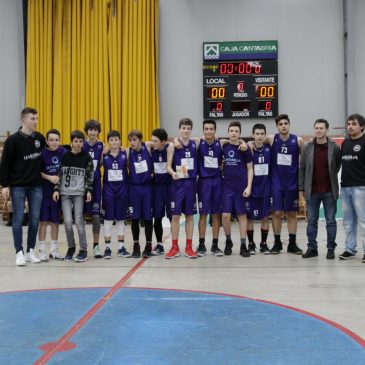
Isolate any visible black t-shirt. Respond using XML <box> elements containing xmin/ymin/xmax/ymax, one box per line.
<box><xmin>341</xmin><ymin>134</ymin><xmax>365</xmax><ymax>187</ymax></box>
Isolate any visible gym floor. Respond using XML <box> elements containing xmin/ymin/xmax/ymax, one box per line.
<box><xmin>0</xmin><ymin>219</ymin><xmax>364</xmax><ymax>364</ymax></box>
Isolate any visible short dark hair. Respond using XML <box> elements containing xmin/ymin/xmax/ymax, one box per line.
<box><xmin>275</xmin><ymin>114</ymin><xmax>290</xmax><ymax>125</ymax></box>
<box><xmin>107</xmin><ymin>130</ymin><xmax>120</xmax><ymax>140</ymax></box>
<box><xmin>84</xmin><ymin>119</ymin><xmax>101</xmax><ymax>133</ymax></box>
<box><xmin>314</xmin><ymin>118</ymin><xmax>329</xmax><ymax>129</ymax></box>
<box><xmin>70</xmin><ymin>130</ymin><xmax>85</xmax><ymax>142</ymax></box>
<box><xmin>21</xmin><ymin>107</ymin><xmax>37</xmax><ymax>118</ymax></box>
<box><xmin>46</xmin><ymin>128</ymin><xmax>61</xmax><ymax>139</ymax></box>
<box><xmin>228</xmin><ymin>121</ymin><xmax>241</xmax><ymax>133</ymax></box>
<box><xmin>152</xmin><ymin>128</ymin><xmax>168</xmax><ymax>142</ymax></box>
<box><xmin>347</xmin><ymin>113</ymin><xmax>365</xmax><ymax>127</ymax></box>
<box><xmin>252</xmin><ymin>123</ymin><xmax>266</xmax><ymax>134</ymax></box>
<box><xmin>203</xmin><ymin>119</ymin><xmax>216</xmax><ymax>130</ymax></box>
<box><xmin>128</xmin><ymin>129</ymin><xmax>143</xmax><ymax>140</ymax></box>
<box><xmin>179</xmin><ymin>118</ymin><xmax>193</xmax><ymax>129</ymax></box>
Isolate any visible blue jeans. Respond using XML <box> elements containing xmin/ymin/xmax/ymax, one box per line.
<box><xmin>306</xmin><ymin>192</ymin><xmax>337</xmax><ymax>250</ymax></box>
<box><xmin>10</xmin><ymin>186</ymin><xmax>43</xmax><ymax>253</ymax></box>
<box><xmin>341</xmin><ymin>186</ymin><xmax>365</xmax><ymax>254</ymax></box>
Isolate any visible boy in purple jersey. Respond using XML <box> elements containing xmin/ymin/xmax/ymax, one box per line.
<box><xmin>196</xmin><ymin>120</ymin><xmax>224</xmax><ymax>257</ymax></box>
<box><xmin>266</xmin><ymin>114</ymin><xmax>304</xmax><ymax>254</ymax></box>
<box><xmin>83</xmin><ymin>120</ymin><xmax>104</xmax><ymax>259</ymax></box>
<box><xmin>247</xmin><ymin>124</ymin><xmax>271</xmax><ymax>255</ymax></box>
<box><xmin>102</xmin><ymin>130</ymin><xmax>131</xmax><ymax>259</ymax></box>
<box><xmin>38</xmin><ymin>129</ymin><xmax>67</xmax><ymax>261</ymax></box>
<box><xmin>128</xmin><ymin>130</ymin><xmax>154</xmax><ymax>258</ymax></box>
<box><xmin>151</xmin><ymin>128</ymin><xmax>173</xmax><ymax>255</ymax></box>
<box><xmin>222</xmin><ymin>121</ymin><xmax>253</xmax><ymax>257</ymax></box>
<box><xmin>166</xmin><ymin>118</ymin><xmax>198</xmax><ymax>259</ymax></box>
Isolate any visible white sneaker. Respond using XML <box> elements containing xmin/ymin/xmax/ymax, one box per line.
<box><xmin>16</xmin><ymin>251</ymin><xmax>26</xmax><ymax>266</ymax></box>
<box><xmin>49</xmin><ymin>250</ymin><xmax>64</xmax><ymax>261</ymax></box>
<box><xmin>26</xmin><ymin>249</ymin><xmax>41</xmax><ymax>263</ymax></box>
<box><xmin>39</xmin><ymin>251</ymin><xmax>49</xmax><ymax>262</ymax></box>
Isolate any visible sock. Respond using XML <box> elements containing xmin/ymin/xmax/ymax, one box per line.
<box><xmin>289</xmin><ymin>234</ymin><xmax>296</xmax><ymax>245</ymax></box>
<box><xmin>226</xmin><ymin>234</ymin><xmax>231</xmax><ymax>241</ymax></box>
<box><xmin>105</xmin><ymin>240</ymin><xmax>111</xmax><ymax>249</ymax></box>
<box><xmin>240</xmin><ymin>238</ymin><xmax>246</xmax><ymax>247</ymax></box>
<box><xmin>274</xmin><ymin>234</ymin><xmax>281</xmax><ymax>244</ymax></box>
<box><xmin>50</xmin><ymin>240</ymin><xmax>57</xmax><ymax>252</ymax></box>
<box><xmin>212</xmin><ymin>238</ymin><xmax>218</xmax><ymax>246</ymax></box>
<box><xmin>247</xmin><ymin>230</ymin><xmax>254</xmax><ymax>243</ymax></box>
<box><xmin>261</xmin><ymin>229</ymin><xmax>269</xmax><ymax>243</ymax></box>
<box><xmin>93</xmin><ymin>242</ymin><xmax>98</xmax><ymax>248</ymax></box>
<box><xmin>39</xmin><ymin>241</ymin><xmax>46</xmax><ymax>252</ymax></box>
<box><xmin>172</xmin><ymin>239</ymin><xmax>178</xmax><ymax>247</ymax></box>
<box><xmin>186</xmin><ymin>238</ymin><xmax>192</xmax><ymax>248</ymax></box>
<box><xmin>199</xmin><ymin>238</ymin><xmax>205</xmax><ymax>245</ymax></box>
<box><xmin>118</xmin><ymin>240</ymin><xmax>124</xmax><ymax>249</ymax></box>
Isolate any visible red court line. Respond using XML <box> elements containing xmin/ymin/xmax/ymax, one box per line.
<box><xmin>33</xmin><ymin>258</ymin><xmax>147</xmax><ymax>365</ymax></box>
<box><xmin>126</xmin><ymin>286</ymin><xmax>365</xmax><ymax>349</ymax></box>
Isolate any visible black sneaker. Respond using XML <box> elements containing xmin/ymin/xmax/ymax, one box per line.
<box><xmin>248</xmin><ymin>242</ymin><xmax>256</xmax><ymax>255</ymax></box>
<box><xmin>287</xmin><ymin>243</ymin><xmax>303</xmax><ymax>255</ymax></box>
<box><xmin>103</xmin><ymin>247</ymin><xmax>112</xmax><ymax>259</ymax></box>
<box><xmin>260</xmin><ymin>242</ymin><xmax>270</xmax><ymax>255</ymax></box>
<box><xmin>240</xmin><ymin>244</ymin><xmax>250</xmax><ymax>257</ymax></box>
<box><xmin>339</xmin><ymin>251</ymin><xmax>355</xmax><ymax>260</ymax></box>
<box><xmin>326</xmin><ymin>249</ymin><xmax>335</xmax><ymax>260</ymax></box>
<box><xmin>64</xmin><ymin>247</ymin><xmax>76</xmax><ymax>262</ymax></box>
<box><xmin>117</xmin><ymin>247</ymin><xmax>131</xmax><ymax>258</ymax></box>
<box><xmin>197</xmin><ymin>242</ymin><xmax>207</xmax><ymax>257</ymax></box>
<box><xmin>142</xmin><ymin>243</ymin><xmax>152</xmax><ymax>258</ymax></box>
<box><xmin>152</xmin><ymin>244</ymin><xmax>164</xmax><ymax>256</ymax></box>
<box><xmin>270</xmin><ymin>242</ymin><xmax>281</xmax><ymax>255</ymax></box>
<box><xmin>74</xmin><ymin>250</ymin><xmax>88</xmax><ymax>263</ymax></box>
<box><xmin>302</xmin><ymin>248</ymin><xmax>318</xmax><ymax>259</ymax></box>
<box><xmin>211</xmin><ymin>245</ymin><xmax>224</xmax><ymax>257</ymax></box>
<box><xmin>224</xmin><ymin>239</ymin><xmax>233</xmax><ymax>255</ymax></box>
<box><xmin>362</xmin><ymin>254</ymin><xmax>365</xmax><ymax>263</ymax></box>
<box><xmin>131</xmin><ymin>242</ymin><xmax>141</xmax><ymax>258</ymax></box>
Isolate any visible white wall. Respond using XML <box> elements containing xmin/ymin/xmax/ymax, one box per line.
<box><xmin>0</xmin><ymin>0</ymin><xmax>25</xmax><ymax>135</ymax></box>
<box><xmin>159</xmin><ymin>0</ymin><xmax>345</xmax><ymax>137</ymax></box>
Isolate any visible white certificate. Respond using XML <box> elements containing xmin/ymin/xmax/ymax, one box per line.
<box><xmin>254</xmin><ymin>163</ymin><xmax>269</xmax><ymax>176</ymax></box>
<box><xmin>134</xmin><ymin>160</ymin><xmax>148</xmax><ymax>174</ymax></box>
<box><xmin>277</xmin><ymin>153</ymin><xmax>292</xmax><ymax>166</ymax></box>
<box><xmin>204</xmin><ymin>156</ymin><xmax>218</xmax><ymax>168</ymax></box>
<box><xmin>108</xmin><ymin>169</ymin><xmax>123</xmax><ymax>181</ymax></box>
<box><xmin>181</xmin><ymin>158</ymin><xmax>194</xmax><ymax>170</ymax></box>
<box><xmin>154</xmin><ymin>162</ymin><xmax>167</xmax><ymax>174</ymax></box>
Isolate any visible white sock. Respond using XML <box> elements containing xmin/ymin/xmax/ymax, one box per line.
<box><xmin>51</xmin><ymin>240</ymin><xmax>58</xmax><ymax>252</ymax></box>
<box><xmin>118</xmin><ymin>241</ymin><xmax>124</xmax><ymax>250</ymax></box>
<box><xmin>39</xmin><ymin>241</ymin><xmax>46</xmax><ymax>253</ymax></box>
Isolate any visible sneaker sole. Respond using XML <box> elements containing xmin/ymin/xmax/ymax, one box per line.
<box><xmin>213</xmin><ymin>252</ymin><xmax>224</xmax><ymax>257</ymax></box>
<box><xmin>118</xmin><ymin>254</ymin><xmax>132</xmax><ymax>258</ymax></box>
<box><xmin>249</xmin><ymin>251</ymin><xmax>256</xmax><ymax>255</ymax></box>
<box><xmin>94</xmin><ymin>255</ymin><xmax>103</xmax><ymax>259</ymax></box>
<box><xmin>197</xmin><ymin>252</ymin><xmax>205</xmax><ymax>257</ymax></box>
<box><xmin>339</xmin><ymin>255</ymin><xmax>355</xmax><ymax>260</ymax></box>
<box><xmin>165</xmin><ymin>252</ymin><xmax>180</xmax><ymax>259</ymax></box>
<box><xmin>104</xmin><ymin>256</ymin><xmax>112</xmax><ymax>259</ymax></box>
<box><xmin>49</xmin><ymin>256</ymin><xmax>64</xmax><ymax>261</ymax></box>
<box><xmin>152</xmin><ymin>252</ymin><xmax>164</xmax><ymax>256</ymax></box>
<box><xmin>16</xmin><ymin>262</ymin><xmax>26</xmax><ymax>266</ymax></box>
<box><xmin>184</xmin><ymin>254</ymin><xmax>198</xmax><ymax>259</ymax></box>
<box><xmin>261</xmin><ymin>251</ymin><xmax>271</xmax><ymax>255</ymax></box>
<box><xmin>74</xmin><ymin>257</ymin><xmax>88</xmax><ymax>263</ymax></box>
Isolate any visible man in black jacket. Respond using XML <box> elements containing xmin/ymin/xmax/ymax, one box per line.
<box><xmin>0</xmin><ymin>107</ymin><xmax>46</xmax><ymax>266</ymax></box>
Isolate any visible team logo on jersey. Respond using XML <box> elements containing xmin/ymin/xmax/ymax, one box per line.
<box><xmin>93</xmin><ymin>203</ymin><xmax>100</xmax><ymax>210</ymax></box>
<box><xmin>35</xmin><ymin>140</ymin><xmax>40</xmax><ymax>148</ymax></box>
<box><xmin>198</xmin><ymin>201</ymin><xmax>203</xmax><ymax>208</ymax></box>
<box><xmin>52</xmin><ymin>156</ymin><xmax>59</xmax><ymax>164</ymax></box>
<box><xmin>354</xmin><ymin>144</ymin><xmax>361</xmax><ymax>152</ymax></box>
<box><xmin>129</xmin><ymin>206</ymin><xmax>134</xmax><ymax>214</ymax></box>
<box><xmin>228</xmin><ymin>150</ymin><xmax>235</xmax><ymax>158</ymax></box>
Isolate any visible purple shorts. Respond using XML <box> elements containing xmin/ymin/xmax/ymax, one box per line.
<box><xmin>40</xmin><ymin>196</ymin><xmax>61</xmax><ymax>224</ymax></box>
<box><xmin>222</xmin><ymin>185</ymin><xmax>250</xmax><ymax>215</ymax></box>
<box><xmin>198</xmin><ymin>177</ymin><xmax>222</xmax><ymax>215</ymax></box>
<box><xmin>128</xmin><ymin>184</ymin><xmax>153</xmax><ymax>220</ymax></box>
<box><xmin>170</xmin><ymin>179</ymin><xmax>197</xmax><ymax>216</ymax></box>
<box><xmin>84</xmin><ymin>179</ymin><xmax>101</xmax><ymax>215</ymax></box>
<box><xmin>271</xmin><ymin>189</ymin><xmax>299</xmax><ymax>212</ymax></box>
<box><xmin>153</xmin><ymin>183</ymin><xmax>171</xmax><ymax>219</ymax></box>
<box><xmin>247</xmin><ymin>197</ymin><xmax>270</xmax><ymax>220</ymax></box>
<box><xmin>102</xmin><ymin>194</ymin><xmax>129</xmax><ymax>221</ymax></box>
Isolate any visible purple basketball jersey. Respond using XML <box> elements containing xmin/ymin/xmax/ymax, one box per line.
<box><xmin>271</xmin><ymin>134</ymin><xmax>299</xmax><ymax>191</ymax></box>
<box><xmin>251</xmin><ymin>144</ymin><xmax>271</xmax><ymax>198</ymax></box>
<box><xmin>41</xmin><ymin>147</ymin><xmax>67</xmax><ymax>197</ymax></box>
<box><xmin>129</xmin><ymin>143</ymin><xmax>153</xmax><ymax>184</ymax></box>
<box><xmin>223</xmin><ymin>143</ymin><xmax>253</xmax><ymax>192</ymax></box>
<box><xmin>172</xmin><ymin>139</ymin><xmax>198</xmax><ymax>179</ymax></box>
<box><xmin>198</xmin><ymin>138</ymin><xmax>223</xmax><ymax>178</ymax></box>
<box><xmin>152</xmin><ymin>144</ymin><xmax>171</xmax><ymax>185</ymax></box>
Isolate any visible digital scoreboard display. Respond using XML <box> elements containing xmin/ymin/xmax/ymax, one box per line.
<box><xmin>203</xmin><ymin>41</ymin><xmax>278</xmax><ymax>119</ymax></box>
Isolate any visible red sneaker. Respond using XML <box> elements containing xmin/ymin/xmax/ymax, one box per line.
<box><xmin>184</xmin><ymin>245</ymin><xmax>198</xmax><ymax>259</ymax></box>
<box><xmin>165</xmin><ymin>245</ymin><xmax>180</xmax><ymax>259</ymax></box>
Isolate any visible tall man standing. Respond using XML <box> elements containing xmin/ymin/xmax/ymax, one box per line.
<box><xmin>339</xmin><ymin>114</ymin><xmax>365</xmax><ymax>263</ymax></box>
<box><xmin>299</xmin><ymin>119</ymin><xmax>341</xmax><ymax>259</ymax></box>
<box><xmin>0</xmin><ymin>107</ymin><xmax>46</xmax><ymax>266</ymax></box>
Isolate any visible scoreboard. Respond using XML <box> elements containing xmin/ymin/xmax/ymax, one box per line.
<box><xmin>203</xmin><ymin>41</ymin><xmax>278</xmax><ymax>119</ymax></box>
